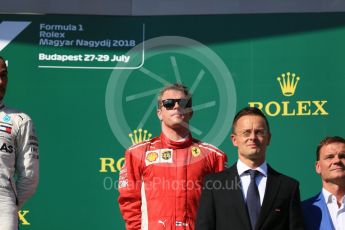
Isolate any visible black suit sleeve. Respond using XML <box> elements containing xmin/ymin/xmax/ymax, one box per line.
<box><xmin>289</xmin><ymin>182</ymin><xmax>305</xmax><ymax>230</ymax></box>
<box><xmin>195</xmin><ymin>175</ymin><xmax>216</xmax><ymax>230</ymax></box>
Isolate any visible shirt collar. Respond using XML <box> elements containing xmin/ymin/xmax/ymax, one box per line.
<box><xmin>237</xmin><ymin>159</ymin><xmax>268</xmax><ymax>177</ymax></box>
<box><xmin>322</xmin><ymin>188</ymin><xmax>333</xmax><ymax>204</ymax></box>
<box><xmin>322</xmin><ymin>188</ymin><xmax>345</xmax><ymax>204</ymax></box>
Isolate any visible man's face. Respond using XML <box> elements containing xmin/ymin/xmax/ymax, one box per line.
<box><xmin>316</xmin><ymin>142</ymin><xmax>345</xmax><ymax>184</ymax></box>
<box><xmin>0</xmin><ymin>59</ymin><xmax>8</xmax><ymax>101</ymax></box>
<box><xmin>231</xmin><ymin>115</ymin><xmax>271</xmax><ymax>164</ymax></box>
<box><xmin>157</xmin><ymin>89</ymin><xmax>192</xmax><ymax>130</ymax></box>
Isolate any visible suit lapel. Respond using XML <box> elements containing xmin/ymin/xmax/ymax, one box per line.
<box><xmin>315</xmin><ymin>192</ymin><xmax>335</xmax><ymax>230</ymax></box>
<box><xmin>255</xmin><ymin>165</ymin><xmax>281</xmax><ymax>229</ymax></box>
<box><xmin>226</xmin><ymin>165</ymin><xmax>252</xmax><ymax>230</ymax></box>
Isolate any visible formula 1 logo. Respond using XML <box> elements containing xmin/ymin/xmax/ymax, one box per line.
<box><xmin>0</xmin><ymin>21</ymin><xmax>31</xmax><ymax>51</ymax></box>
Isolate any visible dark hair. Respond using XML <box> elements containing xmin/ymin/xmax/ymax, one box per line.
<box><xmin>0</xmin><ymin>56</ymin><xmax>6</xmax><ymax>65</ymax></box>
<box><xmin>0</xmin><ymin>56</ymin><xmax>8</xmax><ymax>76</ymax></box>
<box><xmin>316</xmin><ymin>136</ymin><xmax>345</xmax><ymax>160</ymax></box>
<box><xmin>232</xmin><ymin>107</ymin><xmax>270</xmax><ymax>133</ymax></box>
<box><xmin>157</xmin><ymin>83</ymin><xmax>192</xmax><ymax>108</ymax></box>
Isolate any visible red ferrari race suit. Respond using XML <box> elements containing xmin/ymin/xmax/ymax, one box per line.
<box><xmin>118</xmin><ymin>132</ymin><xmax>227</xmax><ymax>230</ymax></box>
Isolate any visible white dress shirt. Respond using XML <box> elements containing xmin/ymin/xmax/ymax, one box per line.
<box><xmin>237</xmin><ymin>159</ymin><xmax>267</xmax><ymax>205</ymax></box>
<box><xmin>322</xmin><ymin>188</ymin><xmax>345</xmax><ymax>230</ymax></box>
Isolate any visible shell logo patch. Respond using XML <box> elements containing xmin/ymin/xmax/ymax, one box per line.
<box><xmin>191</xmin><ymin>147</ymin><xmax>201</xmax><ymax>157</ymax></box>
<box><xmin>145</xmin><ymin>149</ymin><xmax>173</xmax><ymax>166</ymax></box>
<box><xmin>146</xmin><ymin>151</ymin><xmax>159</xmax><ymax>162</ymax></box>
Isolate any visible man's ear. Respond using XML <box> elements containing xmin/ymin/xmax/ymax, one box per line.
<box><xmin>157</xmin><ymin>108</ymin><xmax>163</xmax><ymax>121</ymax></box>
<box><xmin>231</xmin><ymin>134</ymin><xmax>238</xmax><ymax>147</ymax></box>
<box><xmin>315</xmin><ymin>161</ymin><xmax>321</xmax><ymax>174</ymax></box>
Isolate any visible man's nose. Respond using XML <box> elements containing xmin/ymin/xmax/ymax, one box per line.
<box><xmin>173</xmin><ymin>101</ymin><xmax>180</xmax><ymax>109</ymax></box>
<box><xmin>333</xmin><ymin>155</ymin><xmax>342</xmax><ymax>164</ymax></box>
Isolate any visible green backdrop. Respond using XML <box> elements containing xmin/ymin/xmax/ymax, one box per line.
<box><xmin>0</xmin><ymin>12</ymin><xmax>344</xmax><ymax>229</ymax></box>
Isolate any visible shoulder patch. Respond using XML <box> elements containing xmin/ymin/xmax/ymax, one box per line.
<box><xmin>127</xmin><ymin>140</ymin><xmax>150</xmax><ymax>151</ymax></box>
<box><xmin>127</xmin><ymin>136</ymin><xmax>160</xmax><ymax>151</ymax></box>
<box><xmin>198</xmin><ymin>142</ymin><xmax>225</xmax><ymax>157</ymax></box>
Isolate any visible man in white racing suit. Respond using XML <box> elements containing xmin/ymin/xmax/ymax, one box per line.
<box><xmin>0</xmin><ymin>56</ymin><xmax>39</xmax><ymax>230</ymax></box>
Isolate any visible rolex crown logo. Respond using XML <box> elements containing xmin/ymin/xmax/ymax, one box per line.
<box><xmin>277</xmin><ymin>72</ymin><xmax>300</xmax><ymax>97</ymax></box>
<box><xmin>128</xmin><ymin>128</ymin><xmax>152</xmax><ymax>145</ymax></box>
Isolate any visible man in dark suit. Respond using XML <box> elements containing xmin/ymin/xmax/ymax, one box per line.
<box><xmin>302</xmin><ymin>136</ymin><xmax>345</xmax><ymax>230</ymax></box>
<box><xmin>195</xmin><ymin>107</ymin><xmax>304</xmax><ymax>230</ymax></box>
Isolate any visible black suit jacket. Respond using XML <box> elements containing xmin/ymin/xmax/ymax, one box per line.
<box><xmin>195</xmin><ymin>163</ymin><xmax>305</xmax><ymax>230</ymax></box>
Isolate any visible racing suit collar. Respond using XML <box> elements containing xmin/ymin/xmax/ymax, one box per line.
<box><xmin>160</xmin><ymin>132</ymin><xmax>193</xmax><ymax>149</ymax></box>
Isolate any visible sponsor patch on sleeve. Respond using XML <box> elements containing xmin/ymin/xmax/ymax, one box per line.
<box><xmin>118</xmin><ymin>165</ymin><xmax>128</xmax><ymax>189</ymax></box>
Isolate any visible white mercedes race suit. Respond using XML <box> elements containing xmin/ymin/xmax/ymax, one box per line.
<box><xmin>0</xmin><ymin>102</ymin><xmax>39</xmax><ymax>230</ymax></box>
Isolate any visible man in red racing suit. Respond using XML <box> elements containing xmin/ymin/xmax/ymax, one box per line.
<box><xmin>118</xmin><ymin>84</ymin><xmax>227</xmax><ymax>230</ymax></box>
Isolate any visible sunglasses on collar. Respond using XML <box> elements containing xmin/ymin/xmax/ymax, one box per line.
<box><xmin>161</xmin><ymin>98</ymin><xmax>192</xmax><ymax>109</ymax></box>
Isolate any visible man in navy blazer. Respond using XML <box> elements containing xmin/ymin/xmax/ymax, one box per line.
<box><xmin>302</xmin><ymin>136</ymin><xmax>345</xmax><ymax>230</ymax></box>
<box><xmin>195</xmin><ymin>107</ymin><xmax>304</xmax><ymax>230</ymax></box>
